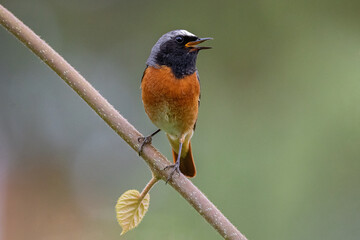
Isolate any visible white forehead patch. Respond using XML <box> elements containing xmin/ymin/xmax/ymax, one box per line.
<box><xmin>176</xmin><ymin>30</ymin><xmax>196</xmax><ymax>37</ymax></box>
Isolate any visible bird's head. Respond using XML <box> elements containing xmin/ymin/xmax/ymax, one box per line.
<box><xmin>146</xmin><ymin>30</ymin><xmax>212</xmax><ymax>78</ymax></box>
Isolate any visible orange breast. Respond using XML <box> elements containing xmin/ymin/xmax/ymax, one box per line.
<box><xmin>141</xmin><ymin>66</ymin><xmax>200</xmax><ymax>138</ymax></box>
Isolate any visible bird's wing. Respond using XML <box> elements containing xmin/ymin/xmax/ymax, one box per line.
<box><xmin>196</xmin><ymin>70</ymin><xmax>201</xmax><ymax>107</ymax></box>
<box><xmin>193</xmin><ymin>70</ymin><xmax>201</xmax><ymax>131</ymax></box>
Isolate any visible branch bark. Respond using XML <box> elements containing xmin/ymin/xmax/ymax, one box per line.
<box><xmin>0</xmin><ymin>5</ymin><xmax>248</xmax><ymax>240</ymax></box>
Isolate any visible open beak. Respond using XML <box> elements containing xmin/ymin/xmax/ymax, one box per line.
<box><xmin>185</xmin><ymin>37</ymin><xmax>213</xmax><ymax>50</ymax></box>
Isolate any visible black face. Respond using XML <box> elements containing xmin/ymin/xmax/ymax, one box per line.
<box><xmin>155</xmin><ymin>35</ymin><xmax>200</xmax><ymax>79</ymax></box>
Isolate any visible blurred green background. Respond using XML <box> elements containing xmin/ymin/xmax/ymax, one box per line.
<box><xmin>1</xmin><ymin>0</ymin><xmax>360</xmax><ymax>239</ymax></box>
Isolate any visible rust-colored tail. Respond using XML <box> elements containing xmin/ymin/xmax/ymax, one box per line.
<box><xmin>166</xmin><ymin>133</ymin><xmax>196</xmax><ymax>178</ymax></box>
<box><xmin>171</xmin><ymin>142</ymin><xmax>196</xmax><ymax>178</ymax></box>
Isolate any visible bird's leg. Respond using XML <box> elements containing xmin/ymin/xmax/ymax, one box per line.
<box><xmin>164</xmin><ymin>140</ymin><xmax>183</xmax><ymax>183</ymax></box>
<box><xmin>138</xmin><ymin>129</ymin><xmax>161</xmax><ymax>155</ymax></box>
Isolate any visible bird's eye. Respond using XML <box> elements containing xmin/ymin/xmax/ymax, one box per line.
<box><xmin>175</xmin><ymin>36</ymin><xmax>184</xmax><ymax>43</ymax></box>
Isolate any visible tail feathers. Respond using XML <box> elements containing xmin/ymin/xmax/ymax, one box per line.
<box><xmin>172</xmin><ymin>143</ymin><xmax>196</xmax><ymax>178</ymax></box>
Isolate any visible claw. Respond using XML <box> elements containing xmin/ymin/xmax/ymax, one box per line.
<box><xmin>138</xmin><ymin>136</ymin><xmax>152</xmax><ymax>156</ymax></box>
<box><xmin>138</xmin><ymin>129</ymin><xmax>161</xmax><ymax>156</ymax></box>
<box><xmin>164</xmin><ymin>161</ymin><xmax>181</xmax><ymax>183</ymax></box>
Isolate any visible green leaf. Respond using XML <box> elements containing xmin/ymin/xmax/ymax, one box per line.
<box><xmin>115</xmin><ymin>189</ymin><xmax>150</xmax><ymax>235</ymax></box>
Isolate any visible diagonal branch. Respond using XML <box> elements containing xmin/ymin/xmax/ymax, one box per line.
<box><xmin>0</xmin><ymin>5</ymin><xmax>247</xmax><ymax>240</ymax></box>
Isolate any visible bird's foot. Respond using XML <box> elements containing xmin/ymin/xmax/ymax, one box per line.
<box><xmin>137</xmin><ymin>135</ymin><xmax>153</xmax><ymax>156</ymax></box>
<box><xmin>164</xmin><ymin>161</ymin><xmax>181</xmax><ymax>183</ymax></box>
<box><xmin>138</xmin><ymin>129</ymin><xmax>161</xmax><ymax>155</ymax></box>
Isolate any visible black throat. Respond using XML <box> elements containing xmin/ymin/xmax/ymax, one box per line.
<box><xmin>155</xmin><ymin>50</ymin><xmax>198</xmax><ymax>79</ymax></box>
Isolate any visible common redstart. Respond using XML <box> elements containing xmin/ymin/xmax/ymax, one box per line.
<box><xmin>138</xmin><ymin>30</ymin><xmax>212</xmax><ymax>181</ymax></box>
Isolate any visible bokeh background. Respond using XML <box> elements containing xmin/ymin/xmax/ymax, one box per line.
<box><xmin>1</xmin><ymin>0</ymin><xmax>360</xmax><ymax>239</ymax></box>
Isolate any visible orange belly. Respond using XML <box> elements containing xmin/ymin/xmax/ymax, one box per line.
<box><xmin>141</xmin><ymin>66</ymin><xmax>200</xmax><ymax>138</ymax></box>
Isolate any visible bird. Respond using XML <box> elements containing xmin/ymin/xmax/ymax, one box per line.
<box><xmin>138</xmin><ymin>29</ymin><xmax>212</xmax><ymax>182</ymax></box>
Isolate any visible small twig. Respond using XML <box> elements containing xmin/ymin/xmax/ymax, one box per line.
<box><xmin>139</xmin><ymin>176</ymin><xmax>159</xmax><ymax>200</ymax></box>
<box><xmin>0</xmin><ymin>4</ymin><xmax>247</xmax><ymax>240</ymax></box>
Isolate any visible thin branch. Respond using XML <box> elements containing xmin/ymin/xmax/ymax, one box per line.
<box><xmin>0</xmin><ymin>5</ymin><xmax>248</xmax><ymax>240</ymax></box>
<box><xmin>140</xmin><ymin>176</ymin><xmax>159</xmax><ymax>200</ymax></box>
